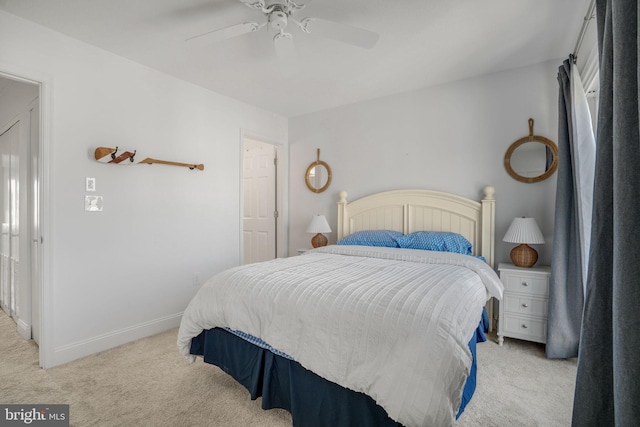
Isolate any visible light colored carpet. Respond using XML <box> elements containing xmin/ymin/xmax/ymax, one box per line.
<box><xmin>455</xmin><ymin>335</ymin><xmax>577</xmax><ymax>427</ymax></box>
<box><xmin>0</xmin><ymin>312</ymin><xmax>576</xmax><ymax>426</ymax></box>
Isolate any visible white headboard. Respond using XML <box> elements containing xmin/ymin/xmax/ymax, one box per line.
<box><xmin>337</xmin><ymin>186</ymin><xmax>496</xmax><ymax>268</ymax></box>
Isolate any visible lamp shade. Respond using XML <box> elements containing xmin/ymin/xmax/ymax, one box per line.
<box><xmin>503</xmin><ymin>217</ymin><xmax>545</xmax><ymax>244</ymax></box>
<box><xmin>306</xmin><ymin>215</ymin><xmax>331</xmax><ymax>234</ymax></box>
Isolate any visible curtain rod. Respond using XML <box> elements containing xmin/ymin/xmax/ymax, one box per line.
<box><xmin>572</xmin><ymin>0</ymin><xmax>596</xmax><ymax>60</ymax></box>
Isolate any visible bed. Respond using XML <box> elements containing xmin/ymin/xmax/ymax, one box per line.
<box><xmin>178</xmin><ymin>186</ymin><xmax>502</xmax><ymax>427</ymax></box>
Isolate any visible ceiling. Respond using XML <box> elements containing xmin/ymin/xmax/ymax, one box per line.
<box><xmin>0</xmin><ymin>0</ymin><xmax>591</xmax><ymax>118</ymax></box>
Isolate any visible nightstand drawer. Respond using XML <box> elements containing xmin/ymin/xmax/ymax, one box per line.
<box><xmin>502</xmin><ymin>313</ymin><xmax>547</xmax><ymax>342</ymax></box>
<box><xmin>501</xmin><ymin>273</ymin><xmax>548</xmax><ymax>297</ymax></box>
<box><xmin>503</xmin><ymin>294</ymin><xmax>547</xmax><ymax>317</ymax></box>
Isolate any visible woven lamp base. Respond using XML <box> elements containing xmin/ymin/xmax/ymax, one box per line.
<box><xmin>510</xmin><ymin>244</ymin><xmax>538</xmax><ymax>268</ymax></box>
<box><xmin>311</xmin><ymin>233</ymin><xmax>328</xmax><ymax>248</ymax></box>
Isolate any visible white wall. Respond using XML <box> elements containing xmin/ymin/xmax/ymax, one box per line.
<box><xmin>0</xmin><ymin>11</ymin><xmax>288</xmax><ymax>367</ymax></box>
<box><xmin>289</xmin><ymin>59</ymin><xmax>560</xmax><ymax>266</ymax></box>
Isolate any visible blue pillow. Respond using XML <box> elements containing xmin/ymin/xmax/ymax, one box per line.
<box><xmin>337</xmin><ymin>230</ymin><xmax>403</xmax><ymax>248</ymax></box>
<box><xmin>396</xmin><ymin>231</ymin><xmax>473</xmax><ymax>255</ymax></box>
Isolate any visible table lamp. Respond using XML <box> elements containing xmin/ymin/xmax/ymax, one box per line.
<box><xmin>306</xmin><ymin>214</ymin><xmax>331</xmax><ymax>248</ymax></box>
<box><xmin>503</xmin><ymin>217</ymin><xmax>545</xmax><ymax>268</ymax></box>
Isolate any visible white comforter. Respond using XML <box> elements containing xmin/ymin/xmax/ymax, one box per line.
<box><xmin>177</xmin><ymin>245</ymin><xmax>503</xmax><ymax>427</ymax></box>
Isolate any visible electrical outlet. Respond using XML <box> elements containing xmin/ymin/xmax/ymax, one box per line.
<box><xmin>84</xmin><ymin>195</ymin><xmax>103</xmax><ymax>211</ymax></box>
<box><xmin>192</xmin><ymin>272</ymin><xmax>200</xmax><ymax>286</ymax></box>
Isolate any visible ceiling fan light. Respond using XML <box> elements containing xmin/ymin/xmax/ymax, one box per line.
<box><xmin>269</xmin><ymin>9</ymin><xmax>288</xmax><ymax>30</ymax></box>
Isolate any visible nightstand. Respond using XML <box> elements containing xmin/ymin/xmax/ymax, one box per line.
<box><xmin>497</xmin><ymin>262</ymin><xmax>551</xmax><ymax>346</ymax></box>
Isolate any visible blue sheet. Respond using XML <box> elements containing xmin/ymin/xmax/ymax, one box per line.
<box><xmin>457</xmin><ymin>306</ymin><xmax>489</xmax><ymax>418</ymax></box>
<box><xmin>189</xmin><ymin>308</ymin><xmax>489</xmax><ymax>426</ymax></box>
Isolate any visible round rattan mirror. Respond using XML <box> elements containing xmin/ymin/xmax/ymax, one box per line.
<box><xmin>504</xmin><ymin>118</ymin><xmax>558</xmax><ymax>183</ymax></box>
<box><xmin>305</xmin><ymin>149</ymin><xmax>332</xmax><ymax>193</ymax></box>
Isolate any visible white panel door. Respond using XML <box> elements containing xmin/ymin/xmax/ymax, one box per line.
<box><xmin>0</xmin><ymin>121</ymin><xmax>19</xmax><ymax>318</ymax></box>
<box><xmin>243</xmin><ymin>138</ymin><xmax>277</xmax><ymax>264</ymax></box>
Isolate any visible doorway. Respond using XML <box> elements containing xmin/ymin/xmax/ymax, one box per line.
<box><xmin>0</xmin><ymin>74</ymin><xmax>41</xmax><ymax>350</ymax></box>
<box><xmin>0</xmin><ymin>120</ymin><xmax>19</xmax><ymax>319</ymax></box>
<box><xmin>242</xmin><ymin>137</ymin><xmax>279</xmax><ymax>265</ymax></box>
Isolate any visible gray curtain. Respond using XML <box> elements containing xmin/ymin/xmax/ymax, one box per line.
<box><xmin>572</xmin><ymin>0</ymin><xmax>640</xmax><ymax>425</ymax></box>
<box><xmin>546</xmin><ymin>56</ymin><xmax>595</xmax><ymax>359</ymax></box>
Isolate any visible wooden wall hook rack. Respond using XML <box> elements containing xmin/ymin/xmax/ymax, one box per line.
<box><xmin>94</xmin><ymin>147</ymin><xmax>204</xmax><ymax>170</ymax></box>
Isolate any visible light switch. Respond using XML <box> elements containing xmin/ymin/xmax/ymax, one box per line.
<box><xmin>86</xmin><ymin>177</ymin><xmax>96</xmax><ymax>192</ymax></box>
<box><xmin>85</xmin><ymin>195</ymin><xmax>103</xmax><ymax>211</ymax></box>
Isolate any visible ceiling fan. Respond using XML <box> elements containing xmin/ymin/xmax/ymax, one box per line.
<box><xmin>186</xmin><ymin>0</ymin><xmax>379</xmax><ymax>56</ymax></box>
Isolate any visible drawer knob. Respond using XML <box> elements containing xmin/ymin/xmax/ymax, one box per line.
<box><xmin>522</xmin><ymin>303</ymin><xmax>529</xmax><ymax>308</ymax></box>
<box><xmin>522</xmin><ymin>324</ymin><xmax>528</xmax><ymax>329</ymax></box>
<box><xmin>522</xmin><ymin>282</ymin><xmax>529</xmax><ymax>287</ymax></box>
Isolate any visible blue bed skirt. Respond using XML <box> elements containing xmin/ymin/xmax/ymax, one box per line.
<box><xmin>189</xmin><ymin>308</ymin><xmax>489</xmax><ymax>426</ymax></box>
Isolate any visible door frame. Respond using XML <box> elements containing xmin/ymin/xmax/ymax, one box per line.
<box><xmin>0</xmin><ymin>65</ymin><xmax>52</xmax><ymax>368</ymax></box>
<box><xmin>239</xmin><ymin>130</ymin><xmax>287</xmax><ymax>263</ymax></box>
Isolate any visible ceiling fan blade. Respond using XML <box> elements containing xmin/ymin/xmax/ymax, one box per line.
<box><xmin>186</xmin><ymin>22</ymin><xmax>263</xmax><ymax>46</ymax></box>
<box><xmin>274</xmin><ymin>32</ymin><xmax>295</xmax><ymax>58</ymax></box>
<box><xmin>238</xmin><ymin>0</ymin><xmax>266</xmax><ymax>12</ymax></box>
<box><xmin>298</xmin><ymin>17</ymin><xmax>379</xmax><ymax>49</ymax></box>
<box><xmin>286</xmin><ymin>0</ymin><xmax>312</xmax><ymax>16</ymax></box>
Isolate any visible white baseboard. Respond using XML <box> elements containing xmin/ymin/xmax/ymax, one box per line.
<box><xmin>16</xmin><ymin>317</ymin><xmax>32</xmax><ymax>340</ymax></box>
<box><xmin>50</xmin><ymin>312</ymin><xmax>183</xmax><ymax>367</ymax></box>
